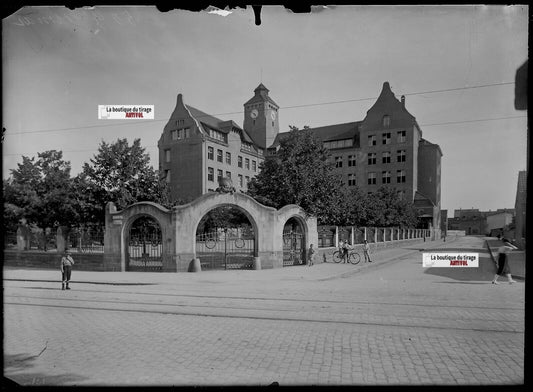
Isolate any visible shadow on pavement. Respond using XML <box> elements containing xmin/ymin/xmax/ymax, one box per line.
<box><xmin>4</xmin><ymin>353</ymin><xmax>89</xmax><ymax>386</ymax></box>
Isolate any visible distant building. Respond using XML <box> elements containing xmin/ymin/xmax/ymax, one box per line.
<box><xmin>448</xmin><ymin>208</ymin><xmax>515</xmax><ymax>236</ymax></box>
<box><xmin>159</xmin><ymin>82</ymin><xmax>443</xmax><ymax>231</ymax></box>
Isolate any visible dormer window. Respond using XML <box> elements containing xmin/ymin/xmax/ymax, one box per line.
<box><xmin>383</xmin><ymin>115</ymin><xmax>391</xmax><ymax>128</ymax></box>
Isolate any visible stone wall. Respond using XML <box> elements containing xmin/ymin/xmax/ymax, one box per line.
<box><xmin>3</xmin><ymin>250</ymin><xmax>107</xmax><ymax>271</ymax></box>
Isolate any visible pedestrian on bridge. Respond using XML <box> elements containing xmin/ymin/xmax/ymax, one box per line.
<box><xmin>60</xmin><ymin>250</ymin><xmax>75</xmax><ymax>290</ymax></box>
<box><xmin>492</xmin><ymin>238</ymin><xmax>518</xmax><ymax>285</ymax></box>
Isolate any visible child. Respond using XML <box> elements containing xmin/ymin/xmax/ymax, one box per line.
<box><xmin>308</xmin><ymin>244</ymin><xmax>316</xmax><ymax>266</ymax></box>
<box><xmin>60</xmin><ymin>250</ymin><xmax>75</xmax><ymax>290</ymax></box>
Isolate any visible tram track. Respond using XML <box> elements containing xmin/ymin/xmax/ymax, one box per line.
<box><xmin>4</xmin><ymin>290</ymin><xmax>524</xmax><ymax>335</ymax></box>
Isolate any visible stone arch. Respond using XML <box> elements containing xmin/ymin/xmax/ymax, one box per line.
<box><xmin>104</xmin><ymin>202</ymin><xmax>175</xmax><ymax>272</ymax></box>
<box><xmin>191</xmin><ymin>203</ymin><xmax>260</xmax><ymax>258</ymax></box>
<box><xmin>104</xmin><ymin>195</ymin><xmax>318</xmax><ymax>272</ymax></box>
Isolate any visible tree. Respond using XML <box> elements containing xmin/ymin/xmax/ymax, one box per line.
<box><xmin>3</xmin><ymin>150</ymin><xmax>78</xmax><ymax>230</ymax></box>
<box><xmin>78</xmin><ymin>138</ymin><xmax>163</xmax><ymax>223</ymax></box>
<box><xmin>363</xmin><ymin>187</ymin><xmax>419</xmax><ymax>227</ymax></box>
<box><xmin>247</xmin><ymin>127</ymin><xmax>345</xmax><ymax>224</ymax></box>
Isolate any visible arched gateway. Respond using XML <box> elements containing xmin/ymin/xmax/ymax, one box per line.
<box><xmin>104</xmin><ymin>192</ymin><xmax>318</xmax><ymax>272</ymax></box>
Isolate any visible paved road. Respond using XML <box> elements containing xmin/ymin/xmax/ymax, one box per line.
<box><xmin>3</xmin><ymin>236</ymin><xmax>524</xmax><ymax>386</ymax></box>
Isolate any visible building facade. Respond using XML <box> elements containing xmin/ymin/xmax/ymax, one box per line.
<box><xmin>269</xmin><ymin>82</ymin><xmax>442</xmax><ymax>230</ymax></box>
<box><xmin>158</xmin><ymin>90</ymin><xmax>272</xmax><ymax>201</ymax></box>
<box><xmin>159</xmin><ymin>82</ymin><xmax>442</xmax><ymax>230</ymax></box>
<box><xmin>447</xmin><ymin>208</ymin><xmax>515</xmax><ymax>236</ymax></box>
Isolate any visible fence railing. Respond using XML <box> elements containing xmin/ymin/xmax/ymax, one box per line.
<box><xmin>5</xmin><ymin>226</ymin><xmax>105</xmax><ymax>253</ymax></box>
<box><xmin>317</xmin><ymin>225</ymin><xmax>436</xmax><ymax>248</ymax></box>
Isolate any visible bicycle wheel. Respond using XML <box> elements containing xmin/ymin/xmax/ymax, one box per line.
<box><xmin>333</xmin><ymin>251</ymin><xmax>343</xmax><ymax>263</ymax></box>
<box><xmin>349</xmin><ymin>252</ymin><xmax>361</xmax><ymax>265</ymax></box>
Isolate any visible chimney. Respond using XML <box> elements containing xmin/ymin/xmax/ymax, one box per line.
<box><xmin>401</xmin><ymin>95</ymin><xmax>405</xmax><ymax>106</ymax></box>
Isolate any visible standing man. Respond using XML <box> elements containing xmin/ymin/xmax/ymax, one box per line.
<box><xmin>307</xmin><ymin>244</ymin><xmax>316</xmax><ymax>266</ymax></box>
<box><xmin>61</xmin><ymin>250</ymin><xmax>75</xmax><ymax>290</ymax></box>
<box><xmin>363</xmin><ymin>239</ymin><xmax>372</xmax><ymax>263</ymax></box>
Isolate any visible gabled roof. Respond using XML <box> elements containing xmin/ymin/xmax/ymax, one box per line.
<box><xmin>186</xmin><ymin>105</ymin><xmax>224</xmax><ymax>132</ymax></box>
<box><xmin>269</xmin><ymin>121</ymin><xmax>360</xmax><ymax>149</ymax></box>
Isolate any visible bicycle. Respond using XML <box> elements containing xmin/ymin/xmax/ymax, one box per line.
<box><xmin>332</xmin><ymin>249</ymin><xmax>361</xmax><ymax>264</ymax></box>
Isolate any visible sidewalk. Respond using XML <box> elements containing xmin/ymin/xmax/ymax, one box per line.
<box><xmin>3</xmin><ymin>238</ymin><xmax>453</xmax><ymax>286</ymax></box>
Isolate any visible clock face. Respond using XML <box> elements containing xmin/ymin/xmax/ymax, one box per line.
<box><xmin>270</xmin><ymin>111</ymin><xmax>276</xmax><ymax>120</ymax></box>
<box><xmin>250</xmin><ymin>109</ymin><xmax>258</xmax><ymax>119</ymax></box>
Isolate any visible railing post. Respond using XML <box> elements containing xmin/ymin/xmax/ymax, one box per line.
<box><xmin>56</xmin><ymin>226</ymin><xmax>69</xmax><ymax>253</ymax></box>
<box><xmin>16</xmin><ymin>225</ymin><xmax>30</xmax><ymax>251</ymax></box>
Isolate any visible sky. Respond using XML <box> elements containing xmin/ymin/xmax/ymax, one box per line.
<box><xmin>2</xmin><ymin>5</ymin><xmax>529</xmax><ymax>214</ymax></box>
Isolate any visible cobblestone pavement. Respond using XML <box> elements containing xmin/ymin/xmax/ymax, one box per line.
<box><xmin>3</xmin><ymin>236</ymin><xmax>524</xmax><ymax>386</ymax></box>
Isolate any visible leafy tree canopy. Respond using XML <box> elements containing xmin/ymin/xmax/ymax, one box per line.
<box><xmin>247</xmin><ymin>126</ymin><xmax>345</xmax><ymax>224</ymax></box>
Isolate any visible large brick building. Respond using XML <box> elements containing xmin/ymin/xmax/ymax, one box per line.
<box><xmin>158</xmin><ymin>82</ymin><xmax>442</xmax><ymax>230</ymax></box>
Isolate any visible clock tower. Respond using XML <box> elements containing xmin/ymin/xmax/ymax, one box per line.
<box><xmin>243</xmin><ymin>83</ymin><xmax>280</xmax><ymax>149</ymax></box>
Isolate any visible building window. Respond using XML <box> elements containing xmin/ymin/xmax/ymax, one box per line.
<box><xmin>335</xmin><ymin>156</ymin><xmax>343</xmax><ymax>168</ymax></box>
<box><xmin>245</xmin><ymin>176</ymin><xmax>250</xmax><ymax>186</ymax></box>
<box><xmin>252</xmin><ymin>160</ymin><xmax>257</xmax><ymax>172</ymax></box>
<box><xmin>217</xmin><ymin>149</ymin><xmax>223</xmax><ymax>163</ymax></box>
<box><xmin>208</xmin><ymin>167</ymin><xmax>214</xmax><ymax>182</ymax></box>
<box><xmin>172</xmin><ymin>128</ymin><xmax>190</xmax><ymax>140</ymax></box>
<box><xmin>397</xmin><ymin>150</ymin><xmax>406</xmax><ymax>162</ymax></box>
<box><xmin>383</xmin><ymin>115</ymin><xmax>391</xmax><ymax>128</ymax></box>
<box><xmin>209</xmin><ymin>129</ymin><xmax>226</xmax><ymax>143</ymax></box>
<box><xmin>177</xmin><ymin>119</ymin><xmax>185</xmax><ymax>127</ymax></box>
<box><xmin>368</xmin><ymin>172</ymin><xmax>377</xmax><ymax>185</ymax></box>
<box><xmin>382</xmin><ymin>171</ymin><xmax>391</xmax><ymax>184</ymax></box>
<box><xmin>226</xmin><ymin>152</ymin><xmax>231</xmax><ymax>165</ymax></box>
<box><xmin>208</xmin><ymin>146</ymin><xmax>214</xmax><ymax>160</ymax></box>
<box><xmin>367</xmin><ymin>153</ymin><xmax>376</xmax><ymax>165</ymax></box>
<box><xmin>382</xmin><ymin>151</ymin><xmax>391</xmax><ymax>164</ymax></box>
<box><xmin>368</xmin><ymin>135</ymin><xmax>376</xmax><ymax>146</ymax></box>
<box><xmin>238</xmin><ymin>174</ymin><xmax>243</xmax><ymax>187</ymax></box>
<box><xmin>165</xmin><ymin>170</ymin><xmax>170</xmax><ymax>183</ymax></box>
<box><xmin>217</xmin><ymin>169</ymin><xmax>223</xmax><ymax>181</ymax></box>
<box><xmin>397</xmin><ymin>130</ymin><xmax>406</xmax><ymax>143</ymax></box>
<box><xmin>226</xmin><ymin>171</ymin><xmax>231</xmax><ymax>179</ymax></box>
<box><xmin>348</xmin><ymin>173</ymin><xmax>357</xmax><ymax>186</ymax></box>
<box><xmin>382</xmin><ymin>132</ymin><xmax>391</xmax><ymax>145</ymax></box>
<box><xmin>324</xmin><ymin>139</ymin><xmax>354</xmax><ymax>149</ymax></box>
<box><xmin>245</xmin><ymin>158</ymin><xmax>250</xmax><ymax>170</ymax></box>
<box><xmin>397</xmin><ymin>170</ymin><xmax>406</xmax><ymax>183</ymax></box>
<box><xmin>165</xmin><ymin>149</ymin><xmax>171</xmax><ymax>162</ymax></box>
<box><xmin>238</xmin><ymin>156</ymin><xmax>243</xmax><ymax>168</ymax></box>
<box><xmin>348</xmin><ymin>155</ymin><xmax>356</xmax><ymax>167</ymax></box>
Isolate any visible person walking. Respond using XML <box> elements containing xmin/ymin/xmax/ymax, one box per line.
<box><xmin>60</xmin><ymin>250</ymin><xmax>75</xmax><ymax>290</ymax></box>
<box><xmin>492</xmin><ymin>238</ymin><xmax>518</xmax><ymax>285</ymax></box>
<box><xmin>363</xmin><ymin>239</ymin><xmax>372</xmax><ymax>263</ymax></box>
<box><xmin>307</xmin><ymin>244</ymin><xmax>316</xmax><ymax>266</ymax></box>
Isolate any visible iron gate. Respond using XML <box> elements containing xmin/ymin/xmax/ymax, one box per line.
<box><xmin>283</xmin><ymin>231</ymin><xmax>305</xmax><ymax>266</ymax></box>
<box><xmin>127</xmin><ymin>218</ymin><xmax>163</xmax><ymax>272</ymax></box>
<box><xmin>196</xmin><ymin>229</ymin><xmax>254</xmax><ymax>270</ymax></box>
